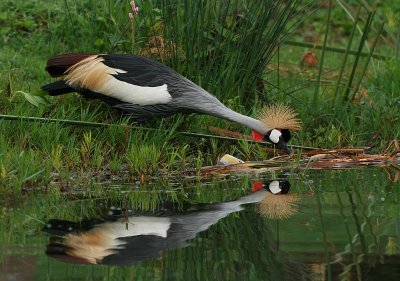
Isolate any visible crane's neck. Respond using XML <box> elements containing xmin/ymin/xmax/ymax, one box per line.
<box><xmin>198</xmin><ymin>105</ymin><xmax>270</xmax><ymax>135</ymax></box>
<box><xmin>174</xmin><ymin>84</ymin><xmax>270</xmax><ymax>134</ymax></box>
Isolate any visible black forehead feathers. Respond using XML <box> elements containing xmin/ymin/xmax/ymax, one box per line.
<box><xmin>280</xmin><ymin>180</ymin><xmax>291</xmax><ymax>194</ymax></box>
<box><xmin>263</xmin><ymin>130</ymin><xmax>271</xmax><ymax>142</ymax></box>
<box><xmin>281</xmin><ymin>129</ymin><xmax>291</xmax><ymax>142</ymax></box>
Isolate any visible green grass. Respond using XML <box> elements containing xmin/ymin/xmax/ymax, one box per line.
<box><xmin>0</xmin><ymin>0</ymin><xmax>400</xmax><ymax>191</ymax></box>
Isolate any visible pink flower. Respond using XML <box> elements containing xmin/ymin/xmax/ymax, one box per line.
<box><xmin>128</xmin><ymin>0</ymin><xmax>139</xmax><ymax>20</ymax></box>
<box><xmin>130</xmin><ymin>1</ymin><xmax>139</xmax><ymax>14</ymax></box>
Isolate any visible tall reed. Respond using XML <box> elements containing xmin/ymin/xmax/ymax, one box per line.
<box><xmin>139</xmin><ymin>0</ymin><xmax>305</xmax><ymax>108</ymax></box>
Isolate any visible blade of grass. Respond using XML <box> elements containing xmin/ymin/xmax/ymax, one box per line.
<box><xmin>22</xmin><ymin>168</ymin><xmax>45</xmax><ymax>183</ymax></box>
<box><xmin>396</xmin><ymin>25</ymin><xmax>400</xmax><ymax>58</ymax></box>
<box><xmin>313</xmin><ymin>0</ymin><xmax>333</xmax><ymax>106</ymax></box>
<box><xmin>333</xmin><ymin>6</ymin><xmax>362</xmax><ymax>106</ymax></box>
<box><xmin>351</xmin><ymin>19</ymin><xmax>385</xmax><ymax>102</ymax></box>
<box><xmin>157</xmin><ymin>0</ymin><xmax>304</xmax><ymax>107</ymax></box>
<box><xmin>343</xmin><ymin>11</ymin><xmax>375</xmax><ymax>102</ymax></box>
<box><xmin>284</xmin><ymin>40</ymin><xmax>390</xmax><ymax>61</ymax></box>
<box><xmin>335</xmin><ymin>0</ymin><xmax>377</xmax><ymax>74</ymax></box>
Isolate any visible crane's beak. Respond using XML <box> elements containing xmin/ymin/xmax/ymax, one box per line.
<box><xmin>277</xmin><ymin>137</ymin><xmax>292</xmax><ymax>155</ymax></box>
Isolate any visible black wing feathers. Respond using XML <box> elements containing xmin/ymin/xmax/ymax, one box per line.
<box><xmin>100</xmin><ymin>54</ymin><xmax>183</xmax><ymax>88</ymax></box>
<box><xmin>42</xmin><ymin>54</ymin><xmax>214</xmax><ymax>121</ymax></box>
<box><xmin>41</xmin><ymin>81</ymin><xmax>74</xmax><ymax>96</ymax></box>
<box><xmin>45</xmin><ymin>54</ymin><xmax>94</xmax><ymax>77</ymax></box>
<box><xmin>41</xmin><ymin>81</ymin><xmax>122</xmax><ymax>105</ymax></box>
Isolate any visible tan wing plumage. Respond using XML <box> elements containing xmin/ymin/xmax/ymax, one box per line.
<box><xmin>64</xmin><ymin>55</ymin><xmax>119</xmax><ymax>89</ymax></box>
<box><xmin>259</xmin><ymin>104</ymin><xmax>302</xmax><ymax>131</ymax></box>
<box><xmin>62</xmin><ymin>55</ymin><xmax>171</xmax><ymax>106</ymax></box>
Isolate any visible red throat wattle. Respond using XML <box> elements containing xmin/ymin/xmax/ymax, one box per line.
<box><xmin>251</xmin><ymin>130</ymin><xmax>264</xmax><ymax>142</ymax></box>
<box><xmin>252</xmin><ymin>181</ymin><xmax>264</xmax><ymax>192</ymax></box>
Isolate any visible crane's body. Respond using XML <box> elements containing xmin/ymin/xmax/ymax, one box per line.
<box><xmin>42</xmin><ymin>54</ymin><xmax>301</xmax><ymax>153</ymax></box>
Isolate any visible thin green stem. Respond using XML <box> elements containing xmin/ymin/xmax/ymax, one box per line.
<box><xmin>313</xmin><ymin>0</ymin><xmax>333</xmax><ymax>106</ymax></box>
<box><xmin>316</xmin><ymin>191</ymin><xmax>332</xmax><ymax>280</ymax></box>
<box><xmin>351</xmin><ymin>19</ymin><xmax>385</xmax><ymax>102</ymax></box>
<box><xmin>343</xmin><ymin>11</ymin><xmax>375</xmax><ymax>102</ymax></box>
<box><xmin>131</xmin><ymin>20</ymin><xmax>135</xmax><ymax>54</ymax></box>
<box><xmin>285</xmin><ymin>40</ymin><xmax>389</xmax><ymax>61</ymax></box>
<box><xmin>332</xmin><ymin>6</ymin><xmax>362</xmax><ymax>106</ymax></box>
<box><xmin>396</xmin><ymin>25</ymin><xmax>400</xmax><ymax>58</ymax></box>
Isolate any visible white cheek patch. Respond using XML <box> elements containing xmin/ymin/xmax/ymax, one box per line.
<box><xmin>269</xmin><ymin>129</ymin><xmax>282</xmax><ymax>144</ymax></box>
<box><xmin>268</xmin><ymin>180</ymin><xmax>281</xmax><ymax>194</ymax></box>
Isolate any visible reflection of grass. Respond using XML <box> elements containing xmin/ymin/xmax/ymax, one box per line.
<box><xmin>386</xmin><ymin>236</ymin><xmax>400</xmax><ymax>255</ymax></box>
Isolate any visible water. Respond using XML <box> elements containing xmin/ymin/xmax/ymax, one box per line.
<box><xmin>0</xmin><ymin>168</ymin><xmax>399</xmax><ymax>281</ymax></box>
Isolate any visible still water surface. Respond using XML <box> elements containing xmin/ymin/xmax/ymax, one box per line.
<box><xmin>0</xmin><ymin>168</ymin><xmax>399</xmax><ymax>280</ymax></box>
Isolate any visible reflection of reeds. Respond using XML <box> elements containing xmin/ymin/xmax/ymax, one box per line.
<box><xmin>386</xmin><ymin>236</ymin><xmax>399</xmax><ymax>255</ymax></box>
<box><xmin>258</xmin><ymin>194</ymin><xmax>300</xmax><ymax>220</ymax></box>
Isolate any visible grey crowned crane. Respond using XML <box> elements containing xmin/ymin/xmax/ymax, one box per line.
<box><xmin>43</xmin><ymin>178</ymin><xmax>290</xmax><ymax>265</ymax></box>
<box><xmin>42</xmin><ymin>54</ymin><xmax>302</xmax><ymax>153</ymax></box>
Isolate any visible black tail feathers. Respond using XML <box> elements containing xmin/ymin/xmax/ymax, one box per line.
<box><xmin>45</xmin><ymin>53</ymin><xmax>93</xmax><ymax>77</ymax></box>
<box><xmin>42</xmin><ymin>81</ymin><xmax>74</xmax><ymax>96</ymax></box>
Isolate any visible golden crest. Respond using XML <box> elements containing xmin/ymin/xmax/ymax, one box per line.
<box><xmin>259</xmin><ymin>104</ymin><xmax>302</xmax><ymax>131</ymax></box>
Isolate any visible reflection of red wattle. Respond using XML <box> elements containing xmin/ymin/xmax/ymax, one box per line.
<box><xmin>251</xmin><ymin>130</ymin><xmax>264</xmax><ymax>142</ymax></box>
<box><xmin>252</xmin><ymin>181</ymin><xmax>264</xmax><ymax>192</ymax></box>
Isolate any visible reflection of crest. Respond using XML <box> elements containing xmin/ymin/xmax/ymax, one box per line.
<box><xmin>258</xmin><ymin>193</ymin><xmax>299</xmax><ymax>220</ymax></box>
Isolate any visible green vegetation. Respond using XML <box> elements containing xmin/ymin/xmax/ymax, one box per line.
<box><xmin>0</xmin><ymin>0</ymin><xmax>400</xmax><ymax>191</ymax></box>
<box><xmin>1</xmin><ymin>2</ymin><xmax>399</xmax><ymax>279</ymax></box>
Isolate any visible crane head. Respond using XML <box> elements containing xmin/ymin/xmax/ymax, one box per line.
<box><xmin>252</xmin><ymin>129</ymin><xmax>292</xmax><ymax>154</ymax></box>
<box><xmin>252</xmin><ymin>104</ymin><xmax>302</xmax><ymax>155</ymax></box>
